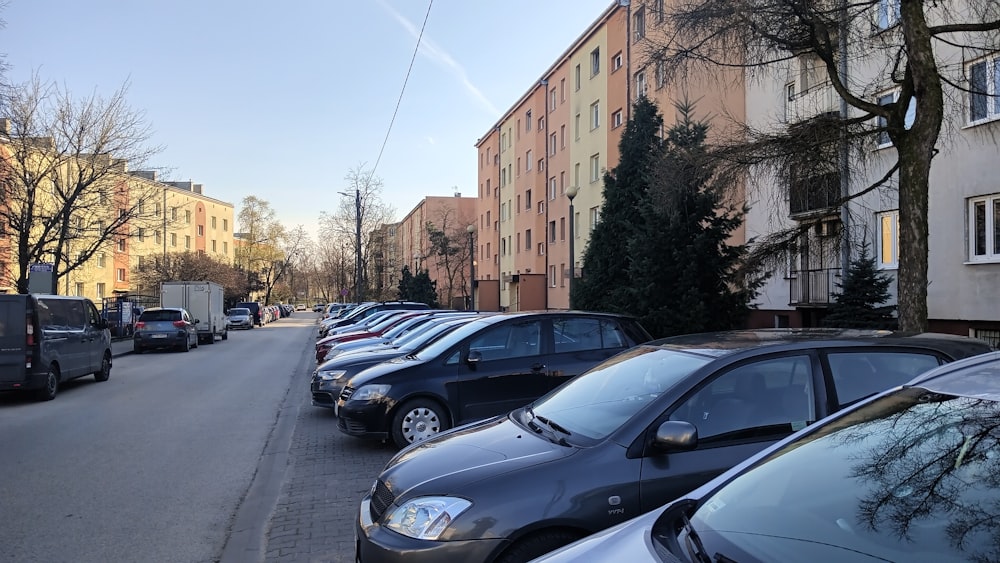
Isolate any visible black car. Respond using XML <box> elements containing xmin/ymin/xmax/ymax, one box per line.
<box><xmin>319</xmin><ymin>301</ymin><xmax>430</xmax><ymax>337</ymax></box>
<box><xmin>133</xmin><ymin>307</ymin><xmax>199</xmax><ymax>353</ymax></box>
<box><xmin>535</xmin><ymin>349</ymin><xmax>1000</xmax><ymax>563</ymax></box>
<box><xmin>353</xmin><ymin>329</ymin><xmax>993</xmax><ymax>563</ymax></box>
<box><xmin>234</xmin><ymin>301</ymin><xmax>264</xmax><ymax>327</ymax></box>
<box><xmin>336</xmin><ymin>311</ymin><xmax>653</xmax><ymax>449</ymax></box>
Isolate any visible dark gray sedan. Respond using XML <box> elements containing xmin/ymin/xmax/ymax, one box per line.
<box><xmin>226</xmin><ymin>307</ymin><xmax>254</xmax><ymax>330</ymax></box>
<box><xmin>133</xmin><ymin>307</ymin><xmax>199</xmax><ymax>353</ymax></box>
<box><xmin>355</xmin><ymin>329</ymin><xmax>993</xmax><ymax>563</ymax></box>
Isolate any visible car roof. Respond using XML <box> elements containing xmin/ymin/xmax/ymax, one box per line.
<box><xmin>645</xmin><ymin>328</ymin><xmax>993</xmax><ymax>358</ymax></box>
<box><xmin>142</xmin><ymin>307</ymin><xmax>184</xmax><ymax>312</ymax></box>
<box><xmin>905</xmin><ymin>350</ymin><xmax>1000</xmax><ymax>400</ymax></box>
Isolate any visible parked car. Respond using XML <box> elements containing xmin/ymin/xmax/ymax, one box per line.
<box><xmin>234</xmin><ymin>301</ymin><xmax>264</xmax><ymax>327</ymax></box>
<box><xmin>315</xmin><ymin>310</ymin><xmax>434</xmax><ymax>362</ymax></box>
<box><xmin>312</xmin><ymin>315</ymin><xmax>485</xmax><ymax>410</ymax></box>
<box><xmin>226</xmin><ymin>307</ymin><xmax>254</xmax><ymax>330</ymax></box>
<box><xmin>353</xmin><ymin>329</ymin><xmax>994</xmax><ymax>563</ymax></box>
<box><xmin>133</xmin><ymin>307</ymin><xmax>199</xmax><ymax>353</ymax></box>
<box><xmin>0</xmin><ymin>294</ymin><xmax>112</xmax><ymax>401</ymax></box>
<box><xmin>321</xmin><ymin>312</ymin><xmax>477</xmax><ymax>362</ymax></box>
<box><xmin>534</xmin><ymin>349</ymin><xmax>1000</xmax><ymax>563</ymax></box>
<box><xmin>336</xmin><ymin>311</ymin><xmax>653</xmax><ymax>449</ymax></box>
<box><xmin>321</xmin><ymin>301</ymin><xmax>430</xmax><ymax>336</ymax></box>
<box><xmin>295</xmin><ymin>303</ymin><xmax>307</xmax><ymax>311</ymax></box>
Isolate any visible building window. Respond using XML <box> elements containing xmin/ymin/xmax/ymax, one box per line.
<box><xmin>612</xmin><ymin>109</ymin><xmax>624</xmax><ymax>129</ymax></box>
<box><xmin>550</xmin><ymin>88</ymin><xmax>557</xmax><ymax>111</ymax></box>
<box><xmin>538</xmin><ymin>116</ymin><xmax>545</xmax><ymax>130</ymax></box>
<box><xmin>591</xmin><ymin>101</ymin><xmax>600</xmax><ymax>129</ymax></box>
<box><xmin>155</xmin><ymin>202</ymin><xmax>161</xmax><ymax>216</ymax></box>
<box><xmin>633</xmin><ymin>6</ymin><xmax>646</xmax><ymax>42</ymax></box>
<box><xmin>526</xmin><ymin>150</ymin><xmax>532</xmax><ymax>170</ymax></box>
<box><xmin>137</xmin><ymin>256</ymin><xmax>144</xmax><ymax>269</ymax></box>
<box><xmin>560</xmin><ymin>78</ymin><xmax>566</xmax><ymax>102</ymax></box>
<box><xmin>116</xmin><ymin>268</ymin><xmax>126</xmax><ymax>282</ymax></box>
<box><xmin>590</xmin><ymin>154</ymin><xmax>601</xmax><ymax>182</ymax></box>
<box><xmin>877</xmin><ymin>210</ymin><xmax>899</xmax><ymax>269</ymax></box>
<box><xmin>138</xmin><ymin>227</ymin><xmax>145</xmax><ymax>241</ymax></box>
<box><xmin>969</xmin><ymin>194</ymin><xmax>1000</xmax><ymax>261</ymax></box>
<box><xmin>96</xmin><ymin>283</ymin><xmax>105</xmax><ymax>299</ymax></box>
<box><xmin>537</xmin><ymin>242</ymin><xmax>545</xmax><ymax>256</ymax></box>
<box><xmin>550</xmin><ymin>133</ymin><xmax>557</xmax><ymax>155</ymax></box>
<box><xmin>654</xmin><ymin>0</ymin><xmax>665</xmax><ymax>22</ymax></box>
<box><xmin>211</xmin><ymin>216</ymin><xmax>217</xmax><ymax>228</ymax></box>
<box><xmin>655</xmin><ymin>60</ymin><xmax>666</xmax><ymax>89</ymax></box>
<box><xmin>875</xmin><ymin>89</ymin><xmax>917</xmax><ymax>147</ymax></box>
<box><xmin>212</xmin><ymin>240</ymin><xmax>217</xmax><ymax>252</ymax></box>
<box><xmin>525</xmin><ymin>229</ymin><xmax>532</xmax><ymax>250</ymax></box>
<box><xmin>635</xmin><ymin>70</ymin><xmax>648</xmax><ymax>98</ymax></box>
<box><xmin>538</xmin><ymin>201</ymin><xmax>544</xmax><ymax>214</ymax></box>
<box><xmin>589</xmin><ymin>206</ymin><xmax>600</xmax><ymax>232</ymax></box>
<box><xmin>526</xmin><ymin>109</ymin><xmax>532</xmax><ymax>131</ymax></box>
<box><xmin>117</xmin><ymin>238</ymin><xmax>126</xmax><ymax>252</ymax></box>
<box><xmin>549</xmin><ymin>265</ymin><xmax>557</xmax><ymax>287</ymax></box>
<box><xmin>574</xmin><ymin>64</ymin><xmax>581</xmax><ymax>90</ymax></box>
<box><xmin>525</xmin><ymin>190</ymin><xmax>532</xmax><ymax>210</ymax></box>
<box><xmin>590</xmin><ymin>47</ymin><xmax>600</xmax><ymax>76</ymax></box>
<box><xmin>171</xmin><ymin>207</ymin><xmax>177</xmax><ymax>220</ymax></box>
<box><xmin>155</xmin><ymin>230</ymin><xmax>161</xmax><ymax>244</ymax></box>
<box><xmin>968</xmin><ymin>54</ymin><xmax>1000</xmax><ymax>124</ymax></box>
<box><xmin>575</xmin><ymin>114</ymin><xmax>581</xmax><ymax>140</ymax></box>
<box><xmin>171</xmin><ymin>233</ymin><xmax>177</xmax><ymax>247</ymax></box>
<box><xmin>549</xmin><ymin>177</ymin><xmax>557</xmax><ymax>200</ymax></box>
<box><xmin>223</xmin><ymin>242</ymin><xmax>228</xmax><ymax>255</ymax></box>
<box><xmin>560</xmin><ymin>124</ymin><xmax>566</xmax><ymax>148</ymax></box>
<box><xmin>75</xmin><ymin>282</ymin><xmax>84</xmax><ymax>296</ymax></box>
<box><xmin>197</xmin><ymin>224</ymin><xmax>204</xmax><ymax>237</ymax></box>
<box><xmin>877</xmin><ymin>0</ymin><xmax>900</xmax><ymax>29</ymax></box>
<box><xmin>97</xmin><ymin>253</ymin><xmax>106</xmax><ymax>268</ymax></box>
<box><xmin>185</xmin><ymin>235</ymin><xmax>191</xmax><ymax>249</ymax></box>
<box><xmin>574</xmin><ymin>163</ymin><xmax>581</xmax><ymax>187</ymax></box>
<box><xmin>612</xmin><ymin>51</ymin><xmax>623</xmax><ymax>71</ymax></box>
<box><xmin>560</xmin><ymin>217</ymin><xmax>566</xmax><ymax>241</ymax></box>
<box><xmin>223</xmin><ymin>219</ymin><xmax>228</xmax><ymax>231</ymax></box>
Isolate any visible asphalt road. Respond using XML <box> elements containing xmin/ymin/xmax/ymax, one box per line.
<box><xmin>0</xmin><ymin>312</ymin><xmax>385</xmax><ymax>563</ymax></box>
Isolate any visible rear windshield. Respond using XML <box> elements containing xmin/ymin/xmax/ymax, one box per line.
<box><xmin>140</xmin><ymin>310</ymin><xmax>181</xmax><ymax>322</ymax></box>
<box><xmin>229</xmin><ymin>308</ymin><xmax>250</xmax><ymax>315</ymax></box>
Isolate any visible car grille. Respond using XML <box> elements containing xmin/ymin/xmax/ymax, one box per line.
<box><xmin>337</xmin><ymin>416</ymin><xmax>368</xmax><ymax>434</ymax></box>
<box><xmin>340</xmin><ymin>387</ymin><xmax>354</xmax><ymax>401</ymax></box>
<box><xmin>370</xmin><ymin>479</ymin><xmax>395</xmax><ymax>521</ymax></box>
<box><xmin>312</xmin><ymin>392</ymin><xmax>334</xmax><ymax>405</ymax></box>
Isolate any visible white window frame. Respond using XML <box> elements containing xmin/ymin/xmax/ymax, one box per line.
<box><xmin>97</xmin><ymin>252</ymin><xmax>106</xmax><ymax>268</ymax></box>
<box><xmin>590</xmin><ymin>101</ymin><xmax>600</xmax><ymax>130</ymax></box>
<box><xmin>967</xmin><ymin>54</ymin><xmax>1000</xmax><ymax>125</ymax></box>
<box><xmin>526</xmin><ymin>150</ymin><xmax>532</xmax><ymax>171</ymax></box>
<box><xmin>116</xmin><ymin>268</ymin><xmax>126</xmax><ymax>282</ymax></box>
<box><xmin>590</xmin><ymin>154</ymin><xmax>601</xmax><ymax>183</ymax></box>
<box><xmin>969</xmin><ymin>194</ymin><xmax>1000</xmax><ymax>262</ymax></box>
<box><xmin>635</xmin><ymin>70</ymin><xmax>647</xmax><ymax>99</ymax></box>
<box><xmin>549</xmin><ymin>177</ymin><xmax>557</xmax><ymax>201</ymax></box>
<box><xmin>877</xmin><ymin>210</ymin><xmax>899</xmax><ymax>269</ymax></box>
<box><xmin>589</xmin><ymin>206</ymin><xmax>600</xmax><ymax>232</ymax></box>
<box><xmin>612</xmin><ymin>109</ymin><xmax>623</xmax><ymax>129</ymax></box>
<box><xmin>549</xmin><ymin>265</ymin><xmax>557</xmax><ymax>288</ymax></box>
<box><xmin>612</xmin><ymin>52</ymin><xmax>623</xmax><ymax>71</ymax></box>
<box><xmin>591</xmin><ymin>48</ymin><xmax>600</xmax><ymax>76</ymax></box>
<box><xmin>875</xmin><ymin>89</ymin><xmax>916</xmax><ymax>148</ymax></box>
<box><xmin>633</xmin><ymin>6</ymin><xmax>646</xmax><ymax>42</ymax></box>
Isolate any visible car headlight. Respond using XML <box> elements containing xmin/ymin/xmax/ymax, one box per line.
<box><xmin>352</xmin><ymin>384</ymin><xmax>391</xmax><ymax>401</ymax></box>
<box><xmin>317</xmin><ymin>369</ymin><xmax>347</xmax><ymax>381</ymax></box>
<box><xmin>384</xmin><ymin>496</ymin><xmax>472</xmax><ymax>540</ymax></box>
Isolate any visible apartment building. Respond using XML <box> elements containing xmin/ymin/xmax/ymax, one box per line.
<box><xmin>473</xmin><ymin>0</ymin><xmax>743</xmax><ymax>311</ymax></box>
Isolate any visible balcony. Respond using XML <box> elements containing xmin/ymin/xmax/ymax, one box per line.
<box><xmin>789</xmin><ymin>171</ymin><xmax>840</xmax><ymax>217</ymax></box>
<box><xmin>788</xmin><ymin>267</ymin><xmax>841</xmax><ymax>306</ymax></box>
<box><xmin>784</xmin><ymin>81</ymin><xmax>839</xmax><ymax>124</ymax></box>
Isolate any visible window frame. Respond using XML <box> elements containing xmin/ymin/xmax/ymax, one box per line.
<box><xmin>967</xmin><ymin>54</ymin><xmax>1000</xmax><ymax>125</ymax></box>
<box><xmin>876</xmin><ymin>210</ymin><xmax>899</xmax><ymax>269</ymax></box>
<box><xmin>968</xmin><ymin>194</ymin><xmax>1000</xmax><ymax>262</ymax></box>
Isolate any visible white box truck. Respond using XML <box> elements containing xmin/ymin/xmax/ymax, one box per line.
<box><xmin>160</xmin><ymin>281</ymin><xmax>227</xmax><ymax>344</ymax></box>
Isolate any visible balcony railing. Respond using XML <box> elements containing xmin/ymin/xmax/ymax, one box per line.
<box><xmin>788</xmin><ymin>267</ymin><xmax>841</xmax><ymax>306</ymax></box>
<box><xmin>790</xmin><ymin>171</ymin><xmax>840</xmax><ymax>217</ymax></box>
<box><xmin>784</xmin><ymin>82</ymin><xmax>839</xmax><ymax>124</ymax></box>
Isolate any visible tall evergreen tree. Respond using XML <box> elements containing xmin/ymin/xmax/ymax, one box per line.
<box><xmin>822</xmin><ymin>246</ymin><xmax>897</xmax><ymax>330</ymax></box>
<box><xmin>573</xmin><ymin>95</ymin><xmax>665</xmax><ymax>312</ymax></box>
<box><xmin>630</xmin><ymin>101</ymin><xmax>757</xmax><ymax>338</ymax></box>
<box><xmin>397</xmin><ymin>265</ymin><xmax>439</xmax><ymax>308</ymax></box>
<box><xmin>396</xmin><ymin>266</ymin><xmax>415</xmax><ymax>301</ymax></box>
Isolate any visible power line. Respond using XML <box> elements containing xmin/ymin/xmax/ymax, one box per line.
<box><xmin>367</xmin><ymin>0</ymin><xmax>434</xmax><ymax>186</ymax></box>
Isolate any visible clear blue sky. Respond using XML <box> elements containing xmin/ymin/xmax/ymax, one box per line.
<box><xmin>3</xmin><ymin>0</ymin><xmax>614</xmax><ymax>232</ymax></box>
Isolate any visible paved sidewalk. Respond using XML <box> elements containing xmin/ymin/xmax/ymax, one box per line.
<box><xmin>111</xmin><ymin>338</ymin><xmax>133</xmax><ymax>357</ymax></box>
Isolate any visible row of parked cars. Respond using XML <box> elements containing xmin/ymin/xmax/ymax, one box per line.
<box><xmin>307</xmin><ymin>304</ymin><xmax>1000</xmax><ymax>562</ymax></box>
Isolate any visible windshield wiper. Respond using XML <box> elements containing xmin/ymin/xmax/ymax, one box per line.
<box><xmin>535</xmin><ymin>414</ymin><xmax>572</xmax><ymax>436</ymax></box>
<box><xmin>680</xmin><ymin>512</ymin><xmax>712</xmax><ymax>563</ymax></box>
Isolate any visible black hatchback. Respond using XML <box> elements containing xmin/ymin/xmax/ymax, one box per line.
<box><xmin>353</xmin><ymin>329</ymin><xmax>993</xmax><ymax>563</ymax></box>
<box><xmin>336</xmin><ymin>311</ymin><xmax>653</xmax><ymax>449</ymax></box>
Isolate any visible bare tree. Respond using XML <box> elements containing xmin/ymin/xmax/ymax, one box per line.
<box><xmin>316</xmin><ymin>164</ymin><xmax>396</xmax><ymax>302</ymax></box>
<box><xmin>0</xmin><ymin>74</ymin><xmax>162</xmax><ymax>293</ymax></box>
<box><xmin>235</xmin><ymin>195</ymin><xmax>294</xmax><ymax>304</ymax></box>
<box><xmin>131</xmin><ymin>251</ymin><xmax>245</xmax><ymax>305</ymax></box>
<box><xmin>646</xmin><ymin>0</ymin><xmax>1000</xmax><ymax>331</ymax></box>
<box><xmin>424</xmin><ymin>206</ymin><xmax>475</xmax><ymax>309</ymax></box>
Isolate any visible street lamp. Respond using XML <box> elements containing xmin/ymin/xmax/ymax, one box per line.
<box><xmin>466</xmin><ymin>224</ymin><xmax>476</xmax><ymax>310</ymax></box>
<box><xmin>338</xmin><ymin>188</ymin><xmax>363</xmax><ymax>303</ymax></box>
<box><xmin>566</xmin><ymin>185</ymin><xmax>579</xmax><ymax>308</ymax></box>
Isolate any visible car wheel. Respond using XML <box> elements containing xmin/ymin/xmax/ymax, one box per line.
<box><xmin>391</xmin><ymin>399</ymin><xmax>450</xmax><ymax>449</ymax></box>
<box><xmin>93</xmin><ymin>352</ymin><xmax>111</xmax><ymax>382</ymax></box>
<box><xmin>181</xmin><ymin>337</ymin><xmax>190</xmax><ymax>352</ymax></box>
<box><xmin>221</xmin><ymin>330</ymin><xmax>228</xmax><ymax>341</ymax></box>
<box><xmin>495</xmin><ymin>530</ymin><xmax>584</xmax><ymax>563</ymax></box>
<box><xmin>36</xmin><ymin>364</ymin><xmax>60</xmax><ymax>401</ymax></box>
<box><xmin>193</xmin><ymin>335</ymin><xmax>199</xmax><ymax>348</ymax></box>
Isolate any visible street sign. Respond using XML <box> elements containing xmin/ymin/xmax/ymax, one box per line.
<box><xmin>30</xmin><ymin>263</ymin><xmax>53</xmax><ymax>272</ymax></box>
<box><xmin>340</xmin><ymin>289</ymin><xmax>349</xmax><ymax>296</ymax></box>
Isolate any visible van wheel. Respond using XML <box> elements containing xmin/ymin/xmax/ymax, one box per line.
<box><xmin>391</xmin><ymin>399</ymin><xmax>450</xmax><ymax>449</ymax></box>
<box><xmin>36</xmin><ymin>364</ymin><xmax>60</xmax><ymax>401</ymax></box>
<box><xmin>94</xmin><ymin>352</ymin><xmax>111</xmax><ymax>382</ymax></box>
<box><xmin>495</xmin><ymin>530</ymin><xmax>584</xmax><ymax>563</ymax></box>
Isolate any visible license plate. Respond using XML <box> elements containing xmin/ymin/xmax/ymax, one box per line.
<box><xmin>152</xmin><ymin>334</ymin><xmax>168</xmax><ymax>338</ymax></box>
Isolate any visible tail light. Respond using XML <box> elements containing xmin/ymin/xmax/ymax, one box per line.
<box><xmin>135</xmin><ymin>321</ymin><xmax>146</xmax><ymax>329</ymax></box>
<box><xmin>26</xmin><ymin>313</ymin><xmax>34</xmax><ymax>369</ymax></box>
<box><xmin>172</xmin><ymin>320</ymin><xmax>187</xmax><ymax>328</ymax></box>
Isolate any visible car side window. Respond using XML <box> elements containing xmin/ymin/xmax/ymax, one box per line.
<box><xmin>553</xmin><ymin>318</ymin><xmax>603</xmax><ymax>353</ymax></box>
<box><xmin>600</xmin><ymin>320</ymin><xmax>628</xmax><ymax>348</ymax></box>
<box><xmin>670</xmin><ymin>355</ymin><xmax>814</xmax><ymax>443</ymax></box>
<box><xmin>86</xmin><ymin>301</ymin><xmax>101</xmax><ymax>327</ymax></box>
<box><xmin>827</xmin><ymin>351</ymin><xmax>941</xmax><ymax>408</ymax></box>
<box><xmin>470</xmin><ymin>320</ymin><xmax>543</xmax><ymax>360</ymax></box>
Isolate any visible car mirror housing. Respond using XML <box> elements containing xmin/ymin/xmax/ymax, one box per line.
<box><xmin>653</xmin><ymin>421</ymin><xmax>698</xmax><ymax>452</ymax></box>
<box><xmin>466</xmin><ymin>350</ymin><xmax>483</xmax><ymax>365</ymax></box>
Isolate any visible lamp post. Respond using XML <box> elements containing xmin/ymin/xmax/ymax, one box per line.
<box><xmin>466</xmin><ymin>224</ymin><xmax>476</xmax><ymax>310</ymax></box>
<box><xmin>338</xmin><ymin>188</ymin><xmax>363</xmax><ymax>302</ymax></box>
<box><xmin>566</xmin><ymin>185</ymin><xmax>579</xmax><ymax>308</ymax></box>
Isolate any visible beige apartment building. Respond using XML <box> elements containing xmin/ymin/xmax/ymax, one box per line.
<box><xmin>473</xmin><ymin>0</ymin><xmax>743</xmax><ymax>312</ymax></box>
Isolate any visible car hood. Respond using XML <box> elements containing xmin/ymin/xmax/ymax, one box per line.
<box><xmin>316</xmin><ymin>350</ymin><xmax>407</xmax><ymax>371</ymax></box>
<box><xmin>346</xmin><ymin>354</ymin><xmax>423</xmax><ymax>386</ymax></box>
<box><xmin>379</xmin><ymin>415</ymin><xmax>575</xmax><ymax>500</ymax></box>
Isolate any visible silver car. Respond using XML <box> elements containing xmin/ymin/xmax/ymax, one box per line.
<box><xmin>226</xmin><ymin>307</ymin><xmax>254</xmax><ymax>330</ymax></box>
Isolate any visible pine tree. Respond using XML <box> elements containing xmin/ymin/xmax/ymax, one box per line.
<box><xmin>409</xmin><ymin>270</ymin><xmax>440</xmax><ymax>308</ymax></box>
<box><xmin>629</xmin><ymin>100</ymin><xmax>757</xmax><ymax>338</ymax></box>
<box><xmin>573</xmin><ymin>95</ymin><xmax>665</xmax><ymax>312</ymax></box>
<box><xmin>822</xmin><ymin>247</ymin><xmax>897</xmax><ymax>330</ymax></box>
<box><xmin>396</xmin><ymin>266</ymin><xmax>415</xmax><ymax>301</ymax></box>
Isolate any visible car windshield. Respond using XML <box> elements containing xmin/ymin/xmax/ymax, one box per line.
<box><xmin>683</xmin><ymin>387</ymin><xmax>1000</xmax><ymax>562</ymax></box>
<box><xmin>140</xmin><ymin>310</ymin><xmax>180</xmax><ymax>322</ymax></box>
<box><xmin>531</xmin><ymin>346</ymin><xmax>710</xmax><ymax>441</ymax></box>
<box><xmin>229</xmin><ymin>309</ymin><xmax>250</xmax><ymax>315</ymax></box>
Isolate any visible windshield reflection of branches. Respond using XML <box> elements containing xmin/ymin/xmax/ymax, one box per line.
<box><xmin>836</xmin><ymin>395</ymin><xmax>1000</xmax><ymax>561</ymax></box>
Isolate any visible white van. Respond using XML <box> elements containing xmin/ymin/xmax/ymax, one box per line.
<box><xmin>0</xmin><ymin>294</ymin><xmax>112</xmax><ymax>401</ymax></box>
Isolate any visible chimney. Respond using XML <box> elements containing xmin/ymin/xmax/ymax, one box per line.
<box><xmin>193</xmin><ymin>184</ymin><xmax>203</xmax><ymax>195</ymax></box>
<box><xmin>132</xmin><ymin>170</ymin><xmax>158</xmax><ymax>181</ymax></box>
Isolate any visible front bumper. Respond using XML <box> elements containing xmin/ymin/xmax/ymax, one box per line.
<box><xmin>337</xmin><ymin>400</ymin><xmax>390</xmax><ymax>440</ymax></box>
<box><xmin>356</xmin><ymin>496</ymin><xmax>504</xmax><ymax>563</ymax></box>
<box><xmin>310</xmin><ymin>378</ymin><xmax>344</xmax><ymax>409</ymax></box>
<box><xmin>134</xmin><ymin>332</ymin><xmax>186</xmax><ymax>348</ymax></box>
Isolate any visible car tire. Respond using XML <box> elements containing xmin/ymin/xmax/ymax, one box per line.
<box><xmin>391</xmin><ymin>399</ymin><xmax>450</xmax><ymax>449</ymax></box>
<box><xmin>133</xmin><ymin>344</ymin><xmax>143</xmax><ymax>354</ymax></box>
<box><xmin>221</xmin><ymin>330</ymin><xmax>228</xmax><ymax>341</ymax></box>
<box><xmin>495</xmin><ymin>530</ymin><xmax>584</xmax><ymax>563</ymax></box>
<box><xmin>36</xmin><ymin>364</ymin><xmax>60</xmax><ymax>401</ymax></box>
<box><xmin>93</xmin><ymin>352</ymin><xmax>111</xmax><ymax>382</ymax></box>
<box><xmin>181</xmin><ymin>337</ymin><xmax>190</xmax><ymax>353</ymax></box>
<box><xmin>192</xmin><ymin>335</ymin><xmax>199</xmax><ymax>349</ymax></box>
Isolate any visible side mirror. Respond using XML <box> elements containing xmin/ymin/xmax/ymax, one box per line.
<box><xmin>467</xmin><ymin>350</ymin><xmax>483</xmax><ymax>365</ymax></box>
<box><xmin>97</xmin><ymin>319</ymin><xmax>109</xmax><ymax>330</ymax></box>
<box><xmin>652</xmin><ymin>420</ymin><xmax>699</xmax><ymax>452</ymax></box>
<box><xmin>194</xmin><ymin>319</ymin><xmax>201</xmax><ymax>324</ymax></box>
